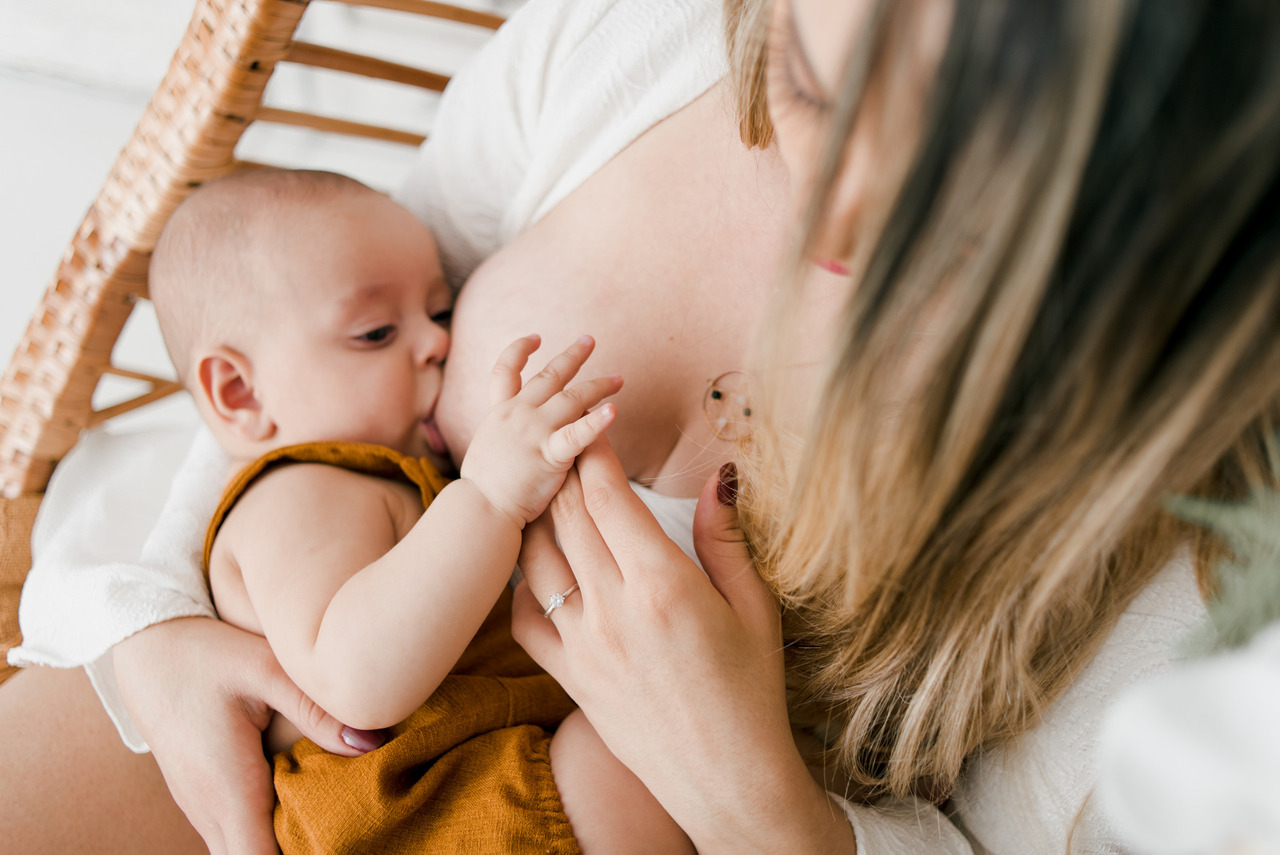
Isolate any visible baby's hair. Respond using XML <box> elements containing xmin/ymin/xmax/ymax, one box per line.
<box><xmin>150</xmin><ymin>168</ymin><xmax>378</xmax><ymax>385</ymax></box>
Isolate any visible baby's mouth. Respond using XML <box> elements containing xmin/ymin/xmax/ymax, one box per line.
<box><xmin>421</xmin><ymin>415</ymin><xmax>448</xmax><ymax>457</ymax></box>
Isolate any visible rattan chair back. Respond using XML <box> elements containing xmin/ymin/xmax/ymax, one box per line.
<box><xmin>0</xmin><ymin>0</ymin><xmax>501</xmax><ymax>498</ymax></box>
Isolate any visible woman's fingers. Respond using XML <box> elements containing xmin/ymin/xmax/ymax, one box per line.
<box><xmin>114</xmin><ymin>617</ymin><xmax>387</xmax><ymax>855</ymax></box>
<box><xmin>510</xmin><ymin>577</ymin><xmax>574</xmax><ymax>687</ymax></box>
<box><xmin>489</xmin><ymin>334</ymin><xmax>541</xmax><ymax>405</ymax></box>
<box><xmin>571</xmin><ymin>435</ymin><xmax>675</xmax><ymax>575</ymax></box>
<box><xmin>517</xmin><ymin>511</ymin><xmax>580</xmax><ymax>610</ymax></box>
<box><xmin>248</xmin><ymin>644</ymin><xmax>383</xmax><ymax>759</ymax></box>
<box><xmin>692</xmin><ymin>463</ymin><xmax>776</xmax><ymax>624</ymax></box>
<box><xmin>547</xmin><ymin>465</ymin><xmax>627</xmax><ymax>595</ymax></box>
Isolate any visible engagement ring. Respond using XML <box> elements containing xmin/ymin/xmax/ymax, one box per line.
<box><xmin>543</xmin><ymin>583</ymin><xmax>580</xmax><ymax>618</ymax></box>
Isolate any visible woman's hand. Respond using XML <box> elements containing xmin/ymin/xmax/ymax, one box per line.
<box><xmin>113</xmin><ymin>617</ymin><xmax>384</xmax><ymax>855</ymax></box>
<box><xmin>512</xmin><ymin>438</ymin><xmax>855</xmax><ymax>853</ymax></box>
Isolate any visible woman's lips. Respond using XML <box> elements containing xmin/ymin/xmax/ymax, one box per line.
<box><xmin>422</xmin><ymin>416</ymin><xmax>448</xmax><ymax>457</ymax></box>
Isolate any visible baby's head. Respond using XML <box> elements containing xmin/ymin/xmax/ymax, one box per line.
<box><xmin>151</xmin><ymin>168</ymin><xmax>454</xmax><ymax>466</ymax></box>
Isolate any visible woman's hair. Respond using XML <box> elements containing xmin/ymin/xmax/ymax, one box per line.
<box><xmin>728</xmin><ymin>0</ymin><xmax>1280</xmax><ymax>801</ymax></box>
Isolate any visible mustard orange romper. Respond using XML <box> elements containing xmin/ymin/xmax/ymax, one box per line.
<box><xmin>204</xmin><ymin>441</ymin><xmax>581</xmax><ymax>854</ymax></box>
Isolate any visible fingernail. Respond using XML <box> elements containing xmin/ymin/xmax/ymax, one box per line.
<box><xmin>717</xmin><ymin>462</ymin><xmax>738</xmax><ymax>507</ymax></box>
<box><xmin>577</xmin><ymin>334</ymin><xmax>593</xmax><ymax>345</ymax></box>
<box><xmin>341</xmin><ymin>726</ymin><xmax>387</xmax><ymax>753</ymax></box>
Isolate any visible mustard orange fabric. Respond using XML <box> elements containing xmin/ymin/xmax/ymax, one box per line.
<box><xmin>208</xmin><ymin>442</ymin><xmax>580</xmax><ymax>854</ymax></box>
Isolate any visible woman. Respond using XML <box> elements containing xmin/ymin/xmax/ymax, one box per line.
<box><xmin>4</xmin><ymin>0</ymin><xmax>1279</xmax><ymax>852</ymax></box>
<box><xmin>514</xmin><ymin>0</ymin><xmax>1280</xmax><ymax>851</ymax></box>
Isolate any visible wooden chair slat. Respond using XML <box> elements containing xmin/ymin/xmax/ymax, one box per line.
<box><xmin>255</xmin><ymin>106</ymin><xmax>426</xmax><ymax>146</ymax></box>
<box><xmin>327</xmin><ymin>0</ymin><xmax>503</xmax><ymax>30</ymax></box>
<box><xmin>286</xmin><ymin>41</ymin><xmax>450</xmax><ymax>91</ymax></box>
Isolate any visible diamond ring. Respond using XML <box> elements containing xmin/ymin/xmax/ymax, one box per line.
<box><xmin>542</xmin><ymin>583</ymin><xmax>580</xmax><ymax>618</ymax></box>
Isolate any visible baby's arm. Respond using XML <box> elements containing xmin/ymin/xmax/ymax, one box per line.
<box><xmin>219</xmin><ymin>336</ymin><xmax>619</xmax><ymax>730</ymax></box>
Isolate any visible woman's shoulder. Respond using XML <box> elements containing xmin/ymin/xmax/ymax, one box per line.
<box><xmin>949</xmin><ymin>554</ymin><xmax>1206</xmax><ymax>852</ymax></box>
<box><xmin>396</xmin><ymin>0</ymin><xmax>727</xmax><ymax>281</ymax></box>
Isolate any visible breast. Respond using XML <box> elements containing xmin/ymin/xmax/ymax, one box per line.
<box><xmin>436</xmin><ymin>85</ymin><xmax>790</xmax><ymax>497</ymax></box>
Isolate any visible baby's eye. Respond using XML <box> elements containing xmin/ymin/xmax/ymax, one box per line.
<box><xmin>430</xmin><ymin>308</ymin><xmax>453</xmax><ymax>327</ymax></box>
<box><xmin>357</xmin><ymin>325</ymin><xmax>396</xmax><ymax>344</ymax></box>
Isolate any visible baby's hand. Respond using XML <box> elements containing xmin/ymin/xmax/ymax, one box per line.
<box><xmin>461</xmin><ymin>334</ymin><xmax>622</xmax><ymax>527</ymax></box>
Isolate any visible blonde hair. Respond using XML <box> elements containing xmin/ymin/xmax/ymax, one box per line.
<box><xmin>730</xmin><ymin>0</ymin><xmax>1280</xmax><ymax>800</ymax></box>
<box><xmin>723</xmin><ymin>0</ymin><xmax>774</xmax><ymax>149</ymax></box>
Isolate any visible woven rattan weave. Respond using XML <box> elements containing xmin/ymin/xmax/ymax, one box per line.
<box><xmin>0</xmin><ymin>0</ymin><xmax>501</xmax><ymax>499</ymax></box>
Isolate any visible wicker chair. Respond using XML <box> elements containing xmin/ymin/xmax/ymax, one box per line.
<box><xmin>0</xmin><ymin>0</ymin><xmax>505</xmax><ymax>682</ymax></box>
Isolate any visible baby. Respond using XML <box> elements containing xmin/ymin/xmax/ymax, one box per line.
<box><xmin>149</xmin><ymin>168</ymin><xmax>692</xmax><ymax>854</ymax></box>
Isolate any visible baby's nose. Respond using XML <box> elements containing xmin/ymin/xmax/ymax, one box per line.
<box><xmin>419</xmin><ymin>322</ymin><xmax>449</xmax><ymax>366</ymax></box>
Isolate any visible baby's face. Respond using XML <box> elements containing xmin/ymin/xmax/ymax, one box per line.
<box><xmin>250</xmin><ymin>192</ymin><xmax>453</xmax><ymax>465</ymax></box>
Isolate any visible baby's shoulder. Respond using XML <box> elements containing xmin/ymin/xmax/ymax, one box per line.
<box><xmin>222</xmin><ymin>462</ymin><xmax>421</xmax><ymax>546</ymax></box>
<box><xmin>243</xmin><ymin>460</ymin><xmax>399</xmax><ymax>503</ymax></box>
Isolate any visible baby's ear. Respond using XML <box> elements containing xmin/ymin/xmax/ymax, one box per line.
<box><xmin>196</xmin><ymin>347</ymin><xmax>275</xmax><ymax>442</ymax></box>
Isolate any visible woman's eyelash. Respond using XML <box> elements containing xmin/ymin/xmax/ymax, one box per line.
<box><xmin>786</xmin><ymin>67</ymin><xmax>827</xmax><ymax>111</ymax></box>
<box><xmin>768</xmin><ymin>14</ymin><xmax>830</xmax><ymax>113</ymax></box>
<box><xmin>357</xmin><ymin>325</ymin><xmax>396</xmax><ymax>343</ymax></box>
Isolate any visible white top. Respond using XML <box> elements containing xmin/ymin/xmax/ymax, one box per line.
<box><xmin>10</xmin><ymin>0</ymin><xmax>1209</xmax><ymax>850</ymax></box>
<box><xmin>1096</xmin><ymin>622</ymin><xmax>1280</xmax><ymax>854</ymax></box>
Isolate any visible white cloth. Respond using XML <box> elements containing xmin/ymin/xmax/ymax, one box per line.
<box><xmin>8</xmin><ymin>400</ymin><xmax>228</xmax><ymax>749</ymax></box>
<box><xmin>1096</xmin><ymin>622</ymin><xmax>1280</xmax><ymax>855</ymax></box>
<box><xmin>948</xmin><ymin>555</ymin><xmax>1206</xmax><ymax>854</ymax></box>
<box><xmin>7</xmin><ymin>0</ymin><xmax>1213</xmax><ymax>849</ymax></box>
<box><xmin>394</xmin><ymin>0</ymin><xmax>727</xmax><ymax>284</ymax></box>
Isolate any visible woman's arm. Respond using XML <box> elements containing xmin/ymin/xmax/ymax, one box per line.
<box><xmin>112</xmin><ymin>616</ymin><xmax>376</xmax><ymax>855</ymax></box>
<box><xmin>514</xmin><ymin>438</ymin><xmax>976</xmax><ymax>853</ymax></box>
<box><xmin>512</xmin><ymin>438</ymin><xmax>856</xmax><ymax>853</ymax></box>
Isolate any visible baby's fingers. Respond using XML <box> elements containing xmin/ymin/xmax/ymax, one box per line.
<box><xmin>520</xmin><ymin>335</ymin><xmax>595</xmax><ymax>405</ymax></box>
<box><xmin>490</xmin><ymin>334</ymin><xmax>541</xmax><ymax>405</ymax></box>
<box><xmin>546</xmin><ymin>403</ymin><xmax>618</xmax><ymax>466</ymax></box>
<box><xmin>542</xmin><ymin>374</ymin><xmax>624</xmax><ymax>427</ymax></box>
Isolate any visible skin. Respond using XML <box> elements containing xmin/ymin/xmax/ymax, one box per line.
<box><xmin>194</xmin><ymin>191</ymin><xmax>457</xmax><ymax>466</ymax></box>
<box><xmin>0</xmin><ymin>0</ymin><xmax>899</xmax><ymax>849</ymax></box>
<box><xmin>0</xmin><ymin>85</ymin><xmax>792</xmax><ymax>855</ymax></box>
<box><xmin>512</xmin><ymin>1</ymin><xmax>886</xmax><ymax>852</ymax></box>
<box><xmin>199</xmin><ymin>194</ymin><xmax>621</xmax><ymax>731</ymax></box>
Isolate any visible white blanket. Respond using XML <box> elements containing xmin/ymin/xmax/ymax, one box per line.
<box><xmin>8</xmin><ymin>399</ymin><xmax>230</xmax><ymax>749</ymax></box>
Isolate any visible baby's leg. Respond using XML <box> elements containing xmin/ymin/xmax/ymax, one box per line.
<box><xmin>550</xmin><ymin>708</ymin><xmax>693</xmax><ymax>854</ymax></box>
